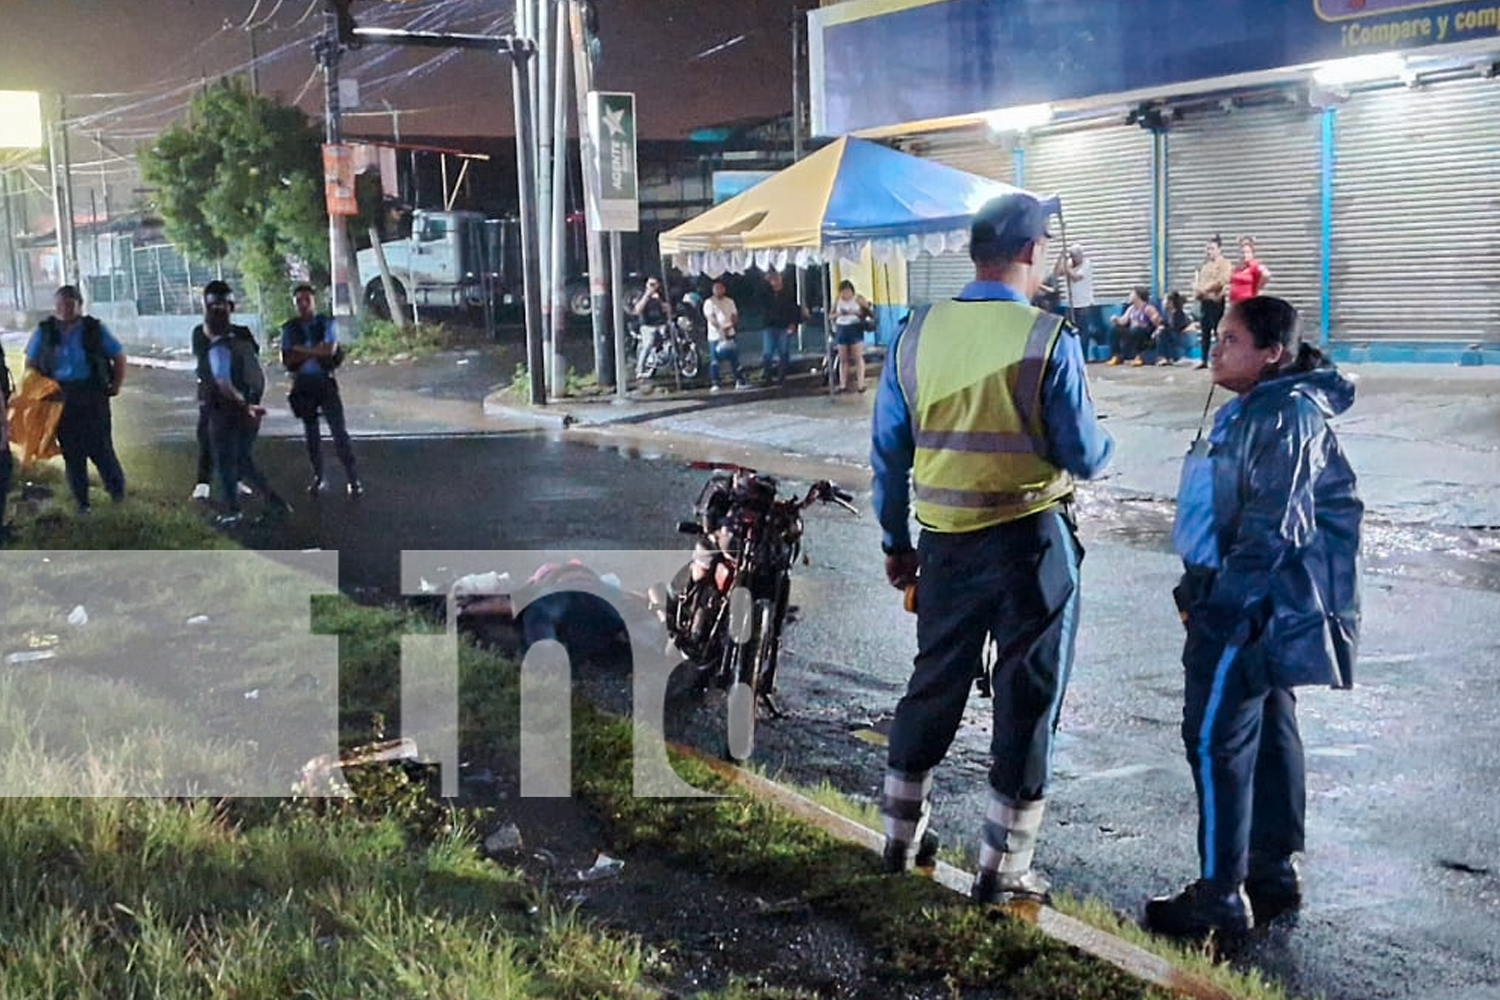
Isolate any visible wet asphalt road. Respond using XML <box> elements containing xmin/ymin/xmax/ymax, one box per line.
<box><xmin>100</xmin><ymin>365</ymin><xmax>1500</xmax><ymax>1000</ymax></box>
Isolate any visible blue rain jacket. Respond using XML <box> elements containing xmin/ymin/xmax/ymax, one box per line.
<box><xmin>1173</xmin><ymin>355</ymin><xmax>1363</xmax><ymax>689</ymax></box>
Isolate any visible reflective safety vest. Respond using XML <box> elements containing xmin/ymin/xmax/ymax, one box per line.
<box><xmin>895</xmin><ymin>300</ymin><xmax>1073</xmax><ymax>533</ymax></box>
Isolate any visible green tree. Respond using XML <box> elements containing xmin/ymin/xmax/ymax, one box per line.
<box><xmin>140</xmin><ymin>79</ymin><xmax>328</xmax><ymax>307</ymax></box>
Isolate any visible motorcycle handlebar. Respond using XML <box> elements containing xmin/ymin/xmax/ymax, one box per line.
<box><xmin>803</xmin><ymin>481</ymin><xmax>859</xmax><ymax>515</ymax></box>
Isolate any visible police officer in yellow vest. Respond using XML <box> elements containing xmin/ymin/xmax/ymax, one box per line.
<box><xmin>871</xmin><ymin>193</ymin><xmax>1114</xmax><ymax>904</ymax></box>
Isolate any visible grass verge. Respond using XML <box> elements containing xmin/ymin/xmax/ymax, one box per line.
<box><xmin>0</xmin><ymin>469</ymin><xmax>1295</xmax><ymax>998</ymax></box>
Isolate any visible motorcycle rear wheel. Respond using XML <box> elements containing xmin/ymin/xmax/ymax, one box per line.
<box><xmin>677</xmin><ymin>344</ymin><xmax>702</xmax><ymax>380</ymax></box>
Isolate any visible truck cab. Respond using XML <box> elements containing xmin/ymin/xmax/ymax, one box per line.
<box><xmin>357</xmin><ymin>208</ymin><xmax>489</xmax><ymax>317</ymax></box>
<box><xmin>357</xmin><ymin>207</ymin><xmax>594</xmax><ymax>322</ymax></box>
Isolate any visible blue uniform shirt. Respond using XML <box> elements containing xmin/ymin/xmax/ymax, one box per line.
<box><xmin>871</xmin><ymin>281</ymin><xmax>1114</xmax><ymax>551</ymax></box>
<box><xmin>280</xmin><ymin>316</ymin><xmax>338</xmax><ymax>378</ymax></box>
<box><xmin>208</xmin><ymin>340</ymin><xmax>234</xmax><ymax>383</ymax></box>
<box><xmin>26</xmin><ymin>319</ymin><xmax>123</xmax><ymax>384</ymax></box>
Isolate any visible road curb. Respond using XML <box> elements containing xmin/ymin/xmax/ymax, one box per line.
<box><xmin>480</xmin><ymin>393</ymin><xmax>577</xmax><ymax>429</ymax></box>
<box><xmin>679</xmin><ymin>746</ymin><xmax>1249</xmax><ymax>1000</ymax></box>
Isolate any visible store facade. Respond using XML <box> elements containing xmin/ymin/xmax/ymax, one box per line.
<box><xmin>809</xmin><ymin>0</ymin><xmax>1500</xmax><ymax>360</ymax></box>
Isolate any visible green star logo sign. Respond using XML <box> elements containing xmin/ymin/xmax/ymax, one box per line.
<box><xmin>586</xmin><ymin>91</ymin><xmax>638</xmax><ymax>233</ymax></box>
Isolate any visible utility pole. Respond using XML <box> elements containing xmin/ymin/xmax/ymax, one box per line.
<box><xmin>2</xmin><ymin>171</ymin><xmax>20</xmax><ymax>311</ymax></box>
<box><xmin>49</xmin><ymin>93</ymin><xmax>80</xmax><ymax>287</ymax></box>
<box><xmin>549</xmin><ymin>0</ymin><xmax>571</xmax><ymax>395</ymax></box>
<box><xmin>248</xmin><ymin>24</ymin><xmax>261</xmax><ymax>95</ymax></box>
<box><xmin>790</xmin><ymin>8</ymin><xmax>807</xmax><ymax>322</ymax></box>
<box><xmin>316</xmin><ymin>15</ymin><xmax>364</xmax><ymax>320</ymax></box>
<box><xmin>569</xmin><ymin>0</ymin><xmax>613</xmax><ymax>387</ymax></box>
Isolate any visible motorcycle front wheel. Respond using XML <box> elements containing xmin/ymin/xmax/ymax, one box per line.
<box><xmin>724</xmin><ymin>596</ymin><xmax>775</xmax><ymax>763</ymax></box>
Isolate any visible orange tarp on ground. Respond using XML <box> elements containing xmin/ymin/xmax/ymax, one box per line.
<box><xmin>7</xmin><ymin>369</ymin><xmax>63</xmax><ymax>466</ymax></box>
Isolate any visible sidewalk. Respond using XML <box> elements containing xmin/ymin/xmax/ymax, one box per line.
<box><xmin>487</xmin><ymin>356</ymin><xmax>1500</xmax><ymax>529</ymax></box>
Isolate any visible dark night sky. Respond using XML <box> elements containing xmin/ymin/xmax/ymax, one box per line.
<box><xmin>0</xmin><ymin>0</ymin><xmax>810</xmax><ymax>145</ymax></box>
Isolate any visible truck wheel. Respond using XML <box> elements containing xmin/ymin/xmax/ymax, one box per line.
<box><xmin>365</xmin><ymin>278</ymin><xmax>408</xmax><ymax>322</ymax></box>
<box><xmin>566</xmin><ymin>283</ymin><xmax>592</xmax><ymax>318</ymax></box>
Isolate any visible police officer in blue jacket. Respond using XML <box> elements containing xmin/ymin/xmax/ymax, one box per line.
<box><xmin>1145</xmin><ymin>295</ymin><xmax>1362</xmax><ymax>940</ymax></box>
<box><xmin>281</xmin><ymin>284</ymin><xmax>361</xmax><ymax>497</ymax></box>
<box><xmin>871</xmin><ymin>193</ymin><xmax>1113</xmax><ymax>904</ymax></box>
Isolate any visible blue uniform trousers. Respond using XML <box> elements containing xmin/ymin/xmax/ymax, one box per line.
<box><xmin>56</xmin><ymin>385</ymin><xmax>126</xmax><ymax>510</ymax></box>
<box><xmin>1181</xmin><ymin>629</ymin><xmax>1307</xmax><ymax>887</ymax></box>
<box><xmin>887</xmin><ymin>505</ymin><xmax>1082</xmax><ymax>801</ymax></box>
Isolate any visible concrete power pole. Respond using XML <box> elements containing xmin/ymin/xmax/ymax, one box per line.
<box><xmin>317</xmin><ymin>14</ymin><xmax>364</xmax><ymax>321</ymax></box>
<box><xmin>49</xmin><ymin>93</ymin><xmax>80</xmax><ymax>287</ymax></box>
<box><xmin>569</xmin><ymin>0</ymin><xmax>613</xmax><ymax>387</ymax></box>
<box><xmin>549</xmin><ymin>0</ymin><xmax>571</xmax><ymax>396</ymax></box>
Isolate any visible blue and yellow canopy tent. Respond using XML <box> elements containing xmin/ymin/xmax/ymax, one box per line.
<box><xmin>658</xmin><ymin>136</ymin><xmax>1038</xmax><ymax>359</ymax></box>
<box><xmin>659</xmin><ymin>135</ymin><xmax>1024</xmax><ymax>274</ymax></box>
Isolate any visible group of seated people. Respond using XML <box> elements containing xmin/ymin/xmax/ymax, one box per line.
<box><xmin>1032</xmin><ymin>283</ymin><xmax>1204</xmax><ymax>366</ymax></box>
<box><xmin>1103</xmin><ymin>287</ymin><xmax>1201</xmax><ymax>367</ymax></box>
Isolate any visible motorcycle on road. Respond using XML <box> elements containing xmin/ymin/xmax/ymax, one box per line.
<box><xmin>654</xmin><ymin>464</ymin><xmax>858</xmax><ymax>762</ymax></box>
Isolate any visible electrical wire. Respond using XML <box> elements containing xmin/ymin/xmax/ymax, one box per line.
<box><xmin>248</xmin><ymin>0</ymin><xmax>289</xmax><ymax>31</ymax></box>
<box><xmin>52</xmin><ymin>0</ymin><xmax>518</xmax><ymax>152</ymax></box>
<box><xmin>234</xmin><ymin>0</ymin><xmax>266</xmax><ymax>31</ymax></box>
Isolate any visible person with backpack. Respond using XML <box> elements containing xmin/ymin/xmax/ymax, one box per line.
<box><xmin>191</xmin><ymin>280</ymin><xmax>258</xmax><ymax>501</ymax></box>
<box><xmin>24</xmin><ymin>285</ymin><xmax>127</xmax><ymax>513</ymax></box>
<box><xmin>280</xmin><ymin>284</ymin><xmax>361</xmax><ymax>497</ymax></box>
<box><xmin>204</xmin><ymin>283</ymin><xmax>291</xmax><ymax>527</ymax></box>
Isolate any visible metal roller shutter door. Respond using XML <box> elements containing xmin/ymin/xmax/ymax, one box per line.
<box><xmin>1166</xmin><ymin>104</ymin><xmax>1322</xmax><ymax>335</ymax></box>
<box><xmin>904</xmin><ymin>128</ymin><xmax>1011</xmax><ymax>303</ymax></box>
<box><xmin>1024</xmin><ymin>124</ymin><xmax>1154</xmax><ymax>305</ymax></box>
<box><xmin>1332</xmin><ymin>79</ymin><xmax>1500</xmax><ymax>343</ymax></box>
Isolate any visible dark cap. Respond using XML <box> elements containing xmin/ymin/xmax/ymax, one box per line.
<box><xmin>969</xmin><ymin>192</ymin><xmax>1061</xmax><ymax>260</ymax></box>
<box><xmin>202</xmin><ymin>279</ymin><xmax>235</xmax><ymax>307</ymax></box>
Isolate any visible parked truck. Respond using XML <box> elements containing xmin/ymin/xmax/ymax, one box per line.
<box><xmin>356</xmin><ymin>208</ymin><xmax>591</xmax><ymax>322</ymax></box>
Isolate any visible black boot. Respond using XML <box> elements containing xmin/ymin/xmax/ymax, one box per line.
<box><xmin>1246</xmin><ymin>854</ymin><xmax>1302</xmax><ymax>923</ymax></box>
<box><xmin>1144</xmin><ymin>880</ymin><xmax>1253</xmax><ymax>939</ymax></box>
<box><xmin>881</xmin><ymin>829</ymin><xmax>939</xmax><ymax>874</ymax></box>
<box><xmin>972</xmin><ymin>868</ymin><xmax>1051</xmax><ymax>905</ymax></box>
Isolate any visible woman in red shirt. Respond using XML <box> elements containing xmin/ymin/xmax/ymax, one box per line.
<box><xmin>1228</xmin><ymin>236</ymin><xmax>1271</xmax><ymax>304</ymax></box>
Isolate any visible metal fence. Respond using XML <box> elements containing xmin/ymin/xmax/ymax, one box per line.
<box><xmin>86</xmin><ymin>238</ymin><xmax>244</xmax><ymax>316</ymax></box>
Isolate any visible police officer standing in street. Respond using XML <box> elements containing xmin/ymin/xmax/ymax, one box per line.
<box><xmin>281</xmin><ymin>284</ymin><xmax>361</xmax><ymax>497</ymax></box>
<box><xmin>871</xmin><ymin>193</ymin><xmax>1113</xmax><ymax>904</ymax></box>
<box><xmin>205</xmin><ymin>284</ymin><xmax>291</xmax><ymax>526</ymax></box>
<box><xmin>25</xmin><ymin>285</ymin><xmax>127</xmax><ymax>513</ymax></box>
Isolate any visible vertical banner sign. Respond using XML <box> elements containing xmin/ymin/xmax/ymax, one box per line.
<box><xmin>322</xmin><ymin>143</ymin><xmax>358</xmax><ymax>217</ymax></box>
<box><xmin>585</xmin><ymin>91</ymin><xmax>639</xmax><ymax>233</ymax></box>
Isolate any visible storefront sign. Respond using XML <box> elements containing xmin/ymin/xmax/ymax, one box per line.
<box><xmin>810</xmin><ymin>0</ymin><xmax>1500</xmax><ymax>135</ymax></box>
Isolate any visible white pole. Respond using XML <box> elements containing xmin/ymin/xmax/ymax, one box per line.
<box><xmin>549</xmin><ymin>0</ymin><xmax>571</xmax><ymax>397</ymax></box>
<box><xmin>535</xmin><ymin>0</ymin><xmax>555</xmax><ymax>390</ymax></box>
